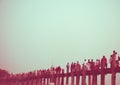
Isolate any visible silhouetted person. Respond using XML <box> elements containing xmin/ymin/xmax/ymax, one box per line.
<box><xmin>90</xmin><ymin>59</ymin><xmax>95</xmax><ymax>71</ymax></box>
<box><xmin>95</xmin><ymin>59</ymin><xmax>100</xmax><ymax>70</ymax></box>
<box><xmin>56</xmin><ymin>66</ymin><xmax>61</xmax><ymax>74</ymax></box>
<box><xmin>66</xmin><ymin>63</ymin><xmax>69</xmax><ymax>85</ymax></box>
<box><xmin>111</xmin><ymin>50</ymin><xmax>117</xmax><ymax>68</ymax></box>
<box><xmin>82</xmin><ymin>64</ymin><xmax>87</xmax><ymax>85</ymax></box>
<box><xmin>110</xmin><ymin>55</ymin><xmax>113</xmax><ymax>68</ymax></box>
<box><xmin>86</xmin><ymin>59</ymin><xmax>91</xmax><ymax>70</ymax></box>
<box><xmin>76</xmin><ymin>61</ymin><xmax>81</xmax><ymax>72</ymax></box>
<box><xmin>71</xmin><ymin>62</ymin><xmax>74</xmax><ymax>72</ymax></box>
<box><xmin>101</xmin><ymin>56</ymin><xmax>107</xmax><ymax>69</ymax></box>
<box><xmin>73</xmin><ymin>62</ymin><xmax>76</xmax><ymax>72</ymax></box>
<box><xmin>66</xmin><ymin>62</ymin><xmax>70</xmax><ymax>73</ymax></box>
<box><xmin>76</xmin><ymin>61</ymin><xmax>81</xmax><ymax>85</ymax></box>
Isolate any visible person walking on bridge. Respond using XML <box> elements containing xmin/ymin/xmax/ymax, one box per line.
<box><xmin>101</xmin><ymin>56</ymin><xmax>107</xmax><ymax>69</ymax></box>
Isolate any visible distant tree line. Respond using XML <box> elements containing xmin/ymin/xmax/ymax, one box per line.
<box><xmin>0</xmin><ymin>69</ymin><xmax>9</xmax><ymax>78</ymax></box>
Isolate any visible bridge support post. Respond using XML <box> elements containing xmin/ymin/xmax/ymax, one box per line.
<box><xmin>47</xmin><ymin>78</ymin><xmax>49</xmax><ymax>85</ymax></box>
<box><xmin>58</xmin><ymin>75</ymin><xmax>60</xmax><ymax>85</ymax></box>
<box><xmin>31</xmin><ymin>79</ymin><xmax>34</xmax><ymax>85</ymax></box>
<box><xmin>40</xmin><ymin>78</ymin><xmax>42</xmax><ymax>85</ymax></box>
<box><xmin>37</xmin><ymin>79</ymin><xmax>40</xmax><ymax>85</ymax></box>
<box><xmin>111</xmin><ymin>69</ymin><xmax>116</xmax><ymax>85</ymax></box>
<box><xmin>25</xmin><ymin>80</ymin><xmax>29</xmax><ymax>85</ymax></box>
<box><xmin>21</xmin><ymin>81</ymin><xmax>24</xmax><ymax>85</ymax></box>
<box><xmin>101</xmin><ymin>69</ymin><xmax>105</xmax><ymax>85</ymax></box>
<box><xmin>82</xmin><ymin>65</ymin><xmax>86</xmax><ymax>85</ymax></box>
<box><xmin>66</xmin><ymin>74</ymin><xmax>69</xmax><ymax>85</ymax></box>
<box><xmin>95</xmin><ymin>74</ymin><xmax>97</xmax><ymax>85</ymax></box>
<box><xmin>54</xmin><ymin>77</ymin><xmax>57</xmax><ymax>85</ymax></box>
<box><xmin>15</xmin><ymin>80</ymin><xmax>18</xmax><ymax>85</ymax></box>
<box><xmin>93</xmin><ymin>74</ymin><xmax>97</xmax><ymax>85</ymax></box>
<box><xmin>36</xmin><ymin>79</ymin><xmax>38</xmax><ymax>85</ymax></box>
<box><xmin>61</xmin><ymin>69</ymin><xmax>64</xmax><ymax>85</ymax></box>
<box><xmin>76</xmin><ymin>72</ymin><xmax>80</xmax><ymax>85</ymax></box>
<box><xmin>43</xmin><ymin>78</ymin><xmax>45</xmax><ymax>85</ymax></box>
<box><xmin>71</xmin><ymin>73</ymin><xmax>74</xmax><ymax>85</ymax></box>
<box><xmin>15</xmin><ymin>81</ymin><xmax>18</xmax><ymax>85</ymax></box>
<box><xmin>61</xmin><ymin>76</ymin><xmax>64</xmax><ymax>85</ymax></box>
<box><xmin>88</xmin><ymin>75</ymin><xmax>91</xmax><ymax>85</ymax></box>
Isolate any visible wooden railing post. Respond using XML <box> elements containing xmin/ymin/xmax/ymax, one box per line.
<box><xmin>61</xmin><ymin>69</ymin><xmax>64</xmax><ymax>85</ymax></box>
<box><xmin>54</xmin><ymin>77</ymin><xmax>57</xmax><ymax>85</ymax></box>
<box><xmin>76</xmin><ymin>71</ymin><xmax>80</xmax><ymax>85</ymax></box>
<box><xmin>88</xmin><ymin>75</ymin><xmax>91</xmax><ymax>85</ymax></box>
<box><xmin>71</xmin><ymin>72</ymin><xmax>74</xmax><ymax>85</ymax></box>
<box><xmin>101</xmin><ymin>69</ymin><xmax>105</xmax><ymax>85</ymax></box>
<box><xmin>92</xmin><ymin>69</ymin><xmax>97</xmax><ymax>85</ymax></box>
<box><xmin>111</xmin><ymin>66</ymin><xmax>116</xmax><ymax>85</ymax></box>
<box><xmin>57</xmin><ymin>74</ymin><xmax>60</xmax><ymax>85</ymax></box>
<box><xmin>47</xmin><ymin>78</ymin><xmax>49</xmax><ymax>85</ymax></box>
<box><xmin>82</xmin><ymin>64</ymin><xmax>86</xmax><ymax>85</ymax></box>
<box><xmin>66</xmin><ymin>74</ymin><xmax>69</xmax><ymax>85</ymax></box>
<box><xmin>36</xmin><ymin>79</ymin><xmax>38</xmax><ymax>85</ymax></box>
<box><xmin>111</xmin><ymin>51</ymin><xmax>117</xmax><ymax>85</ymax></box>
<box><xmin>43</xmin><ymin>78</ymin><xmax>45</xmax><ymax>85</ymax></box>
<box><xmin>26</xmin><ymin>80</ymin><xmax>29</xmax><ymax>85</ymax></box>
<box><xmin>40</xmin><ymin>78</ymin><xmax>42</xmax><ymax>85</ymax></box>
<box><xmin>94</xmin><ymin>74</ymin><xmax>97</xmax><ymax>85</ymax></box>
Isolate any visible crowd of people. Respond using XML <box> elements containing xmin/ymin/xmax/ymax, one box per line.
<box><xmin>4</xmin><ymin>51</ymin><xmax>120</xmax><ymax>80</ymax></box>
<box><xmin>66</xmin><ymin>50</ymin><xmax>120</xmax><ymax>73</ymax></box>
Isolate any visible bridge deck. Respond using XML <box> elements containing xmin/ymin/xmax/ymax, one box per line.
<box><xmin>6</xmin><ymin>67</ymin><xmax>120</xmax><ymax>82</ymax></box>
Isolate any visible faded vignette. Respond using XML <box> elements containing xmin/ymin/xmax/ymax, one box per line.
<box><xmin>0</xmin><ymin>0</ymin><xmax>120</xmax><ymax>85</ymax></box>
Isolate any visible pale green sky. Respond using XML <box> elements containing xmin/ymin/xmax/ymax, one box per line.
<box><xmin>0</xmin><ymin>0</ymin><xmax>120</xmax><ymax>76</ymax></box>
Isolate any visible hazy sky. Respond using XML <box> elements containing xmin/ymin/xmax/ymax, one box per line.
<box><xmin>0</xmin><ymin>0</ymin><xmax>120</xmax><ymax>75</ymax></box>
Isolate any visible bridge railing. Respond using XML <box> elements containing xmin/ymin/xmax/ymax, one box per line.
<box><xmin>0</xmin><ymin>51</ymin><xmax>120</xmax><ymax>85</ymax></box>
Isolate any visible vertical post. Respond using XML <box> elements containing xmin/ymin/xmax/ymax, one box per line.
<box><xmin>61</xmin><ymin>69</ymin><xmax>64</xmax><ymax>85</ymax></box>
<box><xmin>24</xmin><ymin>81</ymin><xmax>26</xmax><ymax>85</ymax></box>
<box><xmin>66</xmin><ymin>63</ymin><xmax>70</xmax><ymax>85</ymax></box>
<box><xmin>58</xmin><ymin>74</ymin><xmax>60</xmax><ymax>85</ymax></box>
<box><xmin>21</xmin><ymin>81</ymin><xmax>24</xmax><ymax>85</ymax></box>
<box><xmin>82</xmin><ymin>64</ymin><xmax>86</xmax><ymax>85</ymax></box>
<box><xmin>76</xmin><ymin>72</ymin><xmax>80</xmax><ymax>85</ymax></box>
<box><xmin>88</xmin><ymin>75</ymin><xmax>91</xmax><ymax>85</ymax></box>
<box><xmin>31</xmin><ymin>79</ymin><xmax>34</xmax><ymax>85</ymax></box>
<box><xmin>17</xmin><ymin>81</ymin><xmax>20</xmax><ymax>85</ymax></box>
<box><xmin>92</xmin><ymin>71</ymin><xmax>97</xmax><ymax>85</ymax></box>
<box><xmin>16</xmin><ymin>81</ymin><xmax>19</xmax><ymax>85</ymax></box>
<box><xmin>100</xmin><ymin>56</ymin><xmax>107</xmax><ymax>85</ymax></box>
<box><xmin>12</xmin><ymin>80</ymin><xmax>14</xmax><ymax>85</ymax></box>
<box><xmin>111</xmin><ymin>67</ymin><xmax>116</xmax><ymax>85</ymax></box>
<box><xmin>101</xmin><ymin>69</ymin><xmax>105</xmax><ymax>85</ymax></box>
<box><xmin>111</xmin><ymin>51</ymin><xmax>117</xmax><ymax>85</ymax></box>
<box><xmin>10</xmin><ymin>80</ymin><xmax>13</xmax><ymax>85</ymax></box>
<box><xmin>36</xmin><ymin>79</ymin><xmax>38</xmax><ymax>85</ymax></box>
<box><xmin>94</xmin><ymin>74</ymin><xmax>97</xmax><ymax>85</ymax></box>
<box><xmin>40</xmin><ymin>78</ymin><xmax>42</xmax><ymax>85</ymax></box>
<box><xmin>47</xmin><ymin>78</ymin><xmax>49</xmax><ymax>85</ymax></box>
<box><xmin>43</xmin><ymin>78</ymin><xmax>45</xmax><ymax>85</ymax></box>
<box><xmin>66</xmin><ymin>74</ymin><xmax>69</xmax><ymax>85</ymax></box>
<box><xmin>26</xmin><ymin>80</ymin><xmax>29</xmax><ymax>85</ymax></box>
<box><xmin>14</xmin><ymin>80</ymin><xmax>16</xmax><ymax>85</ymax></box>
<box><xmin>54</xmin><ymin>77</ymin><xmax>57</xmax><ymax>85</ymax></box>
<box><xmin>38</xmin><ymin>79</ymin><xmax>40</xmax><ymax>85</ymax></box>
<box><xmin>15</xmin><ymin>81</ymin><xmax>17</xmax><ymax>85</ymax></box>
<box><xmin>71</xmin><ymin>73</ymin><xmax>74</xmax><ymax>85</ymax></box>
<box><xmin>92</xmin><ymin>75</ymin><xmax>94</xmax><ymax>85</ymax></box>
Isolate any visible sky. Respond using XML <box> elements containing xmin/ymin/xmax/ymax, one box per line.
<box><xmin>0</xmin><ymin>0</ymin><xmax>120</xmax><ymax>75</ymax></box>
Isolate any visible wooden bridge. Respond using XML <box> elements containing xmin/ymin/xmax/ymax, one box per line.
<box><xmin>0</xmin><ymin>65</ymin><xmax>120</xmax><ymax>85</ymax></box>
<box><xmin>0</xmin><ymin>51</ymin><xmax>120</xmax><ymax>85</ymax></box>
